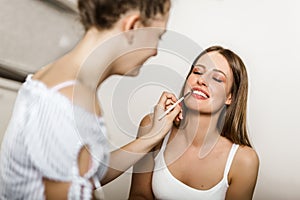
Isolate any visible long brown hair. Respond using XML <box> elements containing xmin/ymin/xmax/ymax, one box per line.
<box><xmin>178</xmin><ymin>46</ymin><xmax>252</xmax><ymax>147</ymax></box>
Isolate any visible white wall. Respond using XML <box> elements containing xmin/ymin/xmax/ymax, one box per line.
<box><xmin>99</xmin><ymin>0</ymin><xmax>300</xmax><ymax>199</ymax></box>
<box><xmin>0</xmin><ymin>0</ymin><xmax>83</xmax><ymax>72</ymax></box>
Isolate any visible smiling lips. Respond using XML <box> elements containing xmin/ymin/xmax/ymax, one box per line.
<box><xmin>191</xmin><ymin>88</ymin><xmax>209</xmax><ymax>100</ymax></box>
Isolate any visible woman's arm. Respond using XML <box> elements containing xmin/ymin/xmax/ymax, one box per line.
<box><xmin>226</xmin><ymin>146</ymin><xmax>259</xmax><ymax>200</ymax></box>
<box><xmin>129</xmin><ymin>114</ymin><xmax>157</xmax><ymax>200</ymax></box>
<box><xmin>101</xmin><ymin>92</ymin><xmax>181</xmax><ymax>185</ymax></box>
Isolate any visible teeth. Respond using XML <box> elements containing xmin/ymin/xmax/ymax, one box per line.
<box><xmin>192</xmin><ymin>90</ymin><xmax>208</xmax><ymax>98</ymax></box>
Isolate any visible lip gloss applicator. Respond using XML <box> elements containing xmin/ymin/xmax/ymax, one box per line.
<box><xmin>158</xmin><ymin>89</ymin><xmax>193</xmax><ymax>121</ymax></box>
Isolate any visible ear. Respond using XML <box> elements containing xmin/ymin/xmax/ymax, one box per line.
<box><xmin>122</xmin><ymin>13</ymin><xmax>142</xmax><ymax>44</ymax></box>
<box><xmin>225</xmin><ymin>93</ymin><xmax>232</xmax><ymax>105</ymax></box>
<box><xmin>123</xmin><ymin>13</ymin><xmax>142</xmax><ymax>31</ymax></box>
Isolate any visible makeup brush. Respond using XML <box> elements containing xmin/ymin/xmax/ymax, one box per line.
<box><xmin>158</xmin><ymin>90</ymin><xmax>193</xmax><ymax>121</ymax></box>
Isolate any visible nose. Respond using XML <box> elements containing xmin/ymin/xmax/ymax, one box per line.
<box><xmin>197</xmin><ymin>75</ymin><xmax>208</xmax><ymax>86</ymax></box>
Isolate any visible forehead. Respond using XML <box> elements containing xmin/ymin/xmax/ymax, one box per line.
<box><xmin>195</xmin><ymin>51</ymin><xmax>231</xmax><ymax>76</ymax></box>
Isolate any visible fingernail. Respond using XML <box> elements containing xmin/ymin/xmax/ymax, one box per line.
<box><xmin>180</xmin><ymin>113</ymin><xmax>183</xmax><ymax>119</ymax></box>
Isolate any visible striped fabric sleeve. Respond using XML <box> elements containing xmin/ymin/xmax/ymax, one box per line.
<box><xmin>22</xmin><ymin>93</ymin><xmax>81</xmax><ymax>182</ymax></box>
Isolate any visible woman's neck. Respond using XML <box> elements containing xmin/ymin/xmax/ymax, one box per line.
<box><xmin>68</xmin><ymin>27</ymin><xmax>122</xmax><ymax>89</ymax></box>
<box><xmin>181</xmin><ymin>110</ymin><xmax>221</xmax><ymax>148</ymax></box>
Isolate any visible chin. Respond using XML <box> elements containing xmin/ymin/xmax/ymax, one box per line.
<box><xmin>124</xmin><ymin>67</ymin><xmax>141</xmax><ymax>77</ymax></box>
<box><xmin>128</xmin><ymin>71</ymin><xmax>140</xmax><ymax>77</ymax></box>
<box><xmin>186</xmin><ymin>104</ymin><xmax>226</xmax><ymax>116</ymax></box>
<box><xmin>184</xmin><ymin>102</ymin><xmax>212</xmax><ymax>114</ymax></box>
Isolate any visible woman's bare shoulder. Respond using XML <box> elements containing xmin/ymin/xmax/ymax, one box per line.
<box><xmin>231</xmin><ymin>145</ymin><xmax>259</xmax><ymax>178</ymax></box>
<box><xmin>236</xmin><ymin>145</ymin><xmax>259</xmax><ymax>166</ymax></box>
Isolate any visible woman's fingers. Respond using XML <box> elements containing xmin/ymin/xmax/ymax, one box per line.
<box><xmin>165</xmin><ymin>99</ymin><xmax>174</xmax><ymax>107</ymax></box>
<box><xmin>165</xmin><ymin>99</ymin><xmax>183</xmax><ymax>123</ymax></box>
<box><xmin>150</xmin><ymin>92</ymin><xmax>184</xmax><ymax>140</ymax></box>
<box><xmin>156</xmin><ymin>91</ymin><xmax>185</xmax><ymax>124</ymax></box>
<box><xmin>165</xmin><ymin>103</ymin><xmax>181</xmax><ymax>120</ymax></box>
<box><xmin>157</xmin><ymin>91</ymin><xmax>178</xmax><ymax>108</ymax></box>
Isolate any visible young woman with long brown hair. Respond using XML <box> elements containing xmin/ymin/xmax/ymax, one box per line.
<box><xmin>130</xmin><ymin>46</ymin><xmax>259</xmax><ymax>200</ymax></box>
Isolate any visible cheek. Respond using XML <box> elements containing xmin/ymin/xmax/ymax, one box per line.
<box><xmin>186</xmin><ymin>75</ymin><xmax>196</xmax><ymax>85</ymax></box>
<box><xmin>210</xmin><ymin>84</ymin><xmax>228</xmax><ymax>105</ymax></box>
<box><xmin>144</xmin><ymin>31</ymin><xmax>160</xmax><ymax>46</ymax></box>
<box><xmin>183</xmin><ymin>77</ymin><xmax>193</xmax><ymax>92</ymax></box>
<box><xmin>225</xmin><ymin>84</ymin><xmax>232</xmax><ymax>97</ymax></box>
<box><xmin>135</xmin><ymin>48</ymin><xmax>155</xmax><ymax>58</ymax></box>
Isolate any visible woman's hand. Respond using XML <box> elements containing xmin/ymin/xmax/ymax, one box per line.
<box><xmin>143</xmin><ymin>91</ymin><xmax>182</xmax><ymax>140</ymax></box>
<box><xmin>165</xmin><ymin>95</ymin><xmax>183</xmax><ymax>126</ymax></box>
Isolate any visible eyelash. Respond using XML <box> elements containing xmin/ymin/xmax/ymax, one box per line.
<box><xmin>192</xmin><ymin>71</ymin><xmax>203</xmax><ymax>75</ymax></box>
<box><xmin>213</xmin><ymin>77</ymin><xmax>223</xmax><ymax>83</ymax></box>
<box><xmin>193</xmin><ymin>71</ymin><xmax>224</xmax><ymax>83</ymax></box>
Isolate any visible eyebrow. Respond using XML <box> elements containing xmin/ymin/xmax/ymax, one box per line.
<box><xmin>193</xmin><ymin>64</ymin><xmax>227</xmax><ymax>78</ymax></box>
<box><xmin>212</xmin><ymin>69</ymin><xmax>227</xmax><ymax>78</ymax></box>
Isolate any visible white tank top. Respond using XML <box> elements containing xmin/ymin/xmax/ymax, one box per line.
<box><xmin>152</xmin><ymin>133</ymin><xmax>239</xmax><ymax>200</ymax></box>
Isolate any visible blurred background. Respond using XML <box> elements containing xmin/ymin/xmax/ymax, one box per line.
<box><xmin>1</xmin><ymin>0</ymin><xmax>299</xmax><ymax>199</ymax></box>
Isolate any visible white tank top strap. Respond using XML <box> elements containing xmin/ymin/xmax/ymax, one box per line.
<box><xmin>161</xmin><ymin>131</ymin><xmax>171</xmax><ymax>152</ymax></box>
<box><xmin>50</xmin><ymin>80</ymin><xmax>78</xmax><ymax>92</ymax></box>
<box><xmin>223</xmin><ymin>143</ymin><xmax>239</xmax><ymax>177</ymax></box>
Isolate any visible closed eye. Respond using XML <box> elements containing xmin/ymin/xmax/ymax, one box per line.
<box><xmin>192</xmin><ymin>67</ymin><xmax>205</xmax><ymax>75</ymax></box>
<box><xmin>193</xmin><ymin>71</ymin><xmax>203</xmax><ymax>75</ymax></box>
<box><xmin>213</xmin><ymin>77</ymin><xmax>223</xmax><ymax>83</ymax></box>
